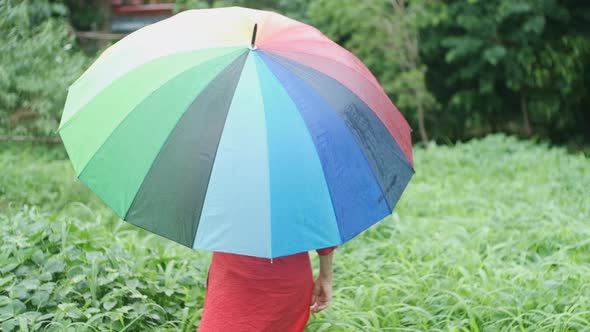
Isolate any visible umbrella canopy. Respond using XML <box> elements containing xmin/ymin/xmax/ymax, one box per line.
<box><xmin>58</xmin><ymin>7</ymin><xmax>414</xmax><ymax>258</ymax></box>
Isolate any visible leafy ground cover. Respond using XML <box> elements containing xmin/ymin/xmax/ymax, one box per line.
<box><xmin>0</xmin><ymin>135</ymin><xmax>589</xmax><ymax>331</ymax></box>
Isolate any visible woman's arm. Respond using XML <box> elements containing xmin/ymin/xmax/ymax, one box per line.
<box><xmin>311</xmin><ymin>249</ymin><xmax>335</xmax><ymax>313</ymax></box>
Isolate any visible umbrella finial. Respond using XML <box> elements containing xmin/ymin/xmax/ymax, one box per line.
<box><xmin>250</xmin><ymin>23</ymin><xmax>258</xmax><ymax>50</ymax></box>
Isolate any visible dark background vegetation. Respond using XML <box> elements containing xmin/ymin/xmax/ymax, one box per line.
<box><xmin>1</xmin><ymin>0</ymin><xmax>589</xmax><ymax>148</ymax></box>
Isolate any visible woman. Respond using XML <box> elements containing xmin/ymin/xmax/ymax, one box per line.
<box><xmin>198</xmin><ymin>246</ymin><xmax>336</xmax><ymax>331</ymax></box>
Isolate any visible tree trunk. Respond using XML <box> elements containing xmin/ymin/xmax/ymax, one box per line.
<box><xmin>521</xmin><ymin>88</ymin><xmax>532</xmax><ymax>136</ymax></box>
<box><xmin>97</xmin><ymin>0</ymin><xmax>112</xmax><ymax>49</ymax></box>
<box><xmin>98</xmin><ymin>0</ymin><xmax>111</xmax><ymax>32</ymax></box>
<box><xmin>417</xmin><ymin>103</ymin><xmax>429</xmax><ymax>145</ymax></box>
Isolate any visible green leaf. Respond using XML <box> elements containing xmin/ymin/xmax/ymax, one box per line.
<box><xmin>523</xmin><ymin>16</ymin><xmax>545</xmax><ymax>34</ymax></box>
<box><xmin>0</xmin><ymin>296</ymin><xmax>11</xmax><ymax>307</ymax></box>
<box><xmin>18</xmin><ymin>316</ymin><xmax>29</xmax><ymax>332</ymax></box>
<box><xmin>30</xmin><ymin>250</ymin><xmax>45</xmax><ymax>266</ymax></box>
<box><xmin>38</xmin><ymin>272</ymin><xmax>52</xmax><ymax>282</ymax></box>
<box><xmin>0</xmin><ymin>264</ymin><xmax>18</xmax><ymax>275</ymax></box>
<box><xmin>483</xmin><ymin>45</ymin><xmax>507</xmax><ymax>65</ymax></box>
<box><xmin>43</xmin><ymin>257</ymin><xmax>65</xmax><ymax>274</ymax></box>
<box><xmin>103</xmin><ymin>301</ymin><xmax>117</xmax><ymax>311</ymax></box>
<box><xmin>1</xmin><ymin>318</ymin><xmax>17</xmax><ymax>332</ymax></box>
<box><xmin>8</xmin><ymin>285</ymin><xmax>28</xmax><ymax>300</ymax></box>
<box><xmin>36</xmin><ymin>313</ymin><xmax>54</xmax><ymax>321</ymax></box>
<box><xmin>19</xmin><ymin>279</ymin><xmax>40</xmax><ymax>291</ymax></box>
<box><xmin>0</xmin><ymin>275</ymin><xmax>15</xmax><ymax>288</ymax></box>
<box><xmin>30</xmin><ymin>290</ymin><xmax>50</xmax><ymax>307</ymax></box>
<box><xmin>9</xmin><ymin>299</ymin><xmax>26</xmax><ymax>316</ymax></box>
<box><xmin>499</xmin><ymin>2</ymin><xmax>532</xmax><ymax>17</ymax></box>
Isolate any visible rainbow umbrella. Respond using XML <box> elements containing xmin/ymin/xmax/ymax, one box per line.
<box><xmin>58</xmin><ymin>7</ymin><xmax>414</xmax><ymax>258</ymax></box>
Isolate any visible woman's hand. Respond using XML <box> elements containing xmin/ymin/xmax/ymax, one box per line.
<box><xmin>311</xmin><ymin>250</ymin><xmax>334</xmax><ymax>313</ymax></box>
<box><xmin>311</xmin><ymin>274</ymin><xmax>332</xmax><ymax>313</ymax></box>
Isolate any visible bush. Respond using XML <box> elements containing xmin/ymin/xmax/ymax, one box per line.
<box><xmin>0</xmin><ymin>0</ymin><xmax>91</xmax><ymax>136</ymax></box>
<box><xmin>0</xmin><ymin>142</ymin><xmax>208</xmax><ymax>331</ymax></box>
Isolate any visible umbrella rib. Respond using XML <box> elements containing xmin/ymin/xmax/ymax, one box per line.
<box><xmin>262</xmin><ymin>44</ymin><xmax>382</xmax><ymax>91</ymax></box>
<box><xmin>268</xmin><ymin>51</ymin><xmax>415</xmax><ymax>173</ymax></box>
<box><xmin>265</xmin><ymin>51</ymin><xmax>415</xmax><ymax>210</ymax></box>
<box><xmin>254</xmin><ymin>54</ymin><xmax>344</xmax><ymax>245</ymax></box>
<box><xmin>188</xmin><ymin>52</ymin><xmax>251</xmax><ymax>249</ymax></box>
<box><xmin>74</xmin><ymin>49</ymin><xmax>245</xmax><ymax>182</ymax></box>
<box><xmin>123</xmin><ymin>51</ymin><xmax>250</xmax><ymax>248</ymax></box>
<box><xmin>263</xmin><ymin>47</ymin><xmax>413</xmax><ymax>167</ymax></box>
<box><xmin>58</xmin><ymin>46</ymin><xmax>242</xmax><ymax>133</ymax></box>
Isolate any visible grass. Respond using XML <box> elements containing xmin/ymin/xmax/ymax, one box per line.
<box><xmin>0</xmin><ymin>134</ymin><xmax>589</xmax><ymax>331</ymax></box>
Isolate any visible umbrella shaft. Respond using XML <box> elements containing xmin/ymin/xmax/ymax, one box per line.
<box><xmin>251</xmin><ymin>23</ymin><xmax>258</xmax><ymax>49</ymax></box>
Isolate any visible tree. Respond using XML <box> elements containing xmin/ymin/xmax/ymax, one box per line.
<box><xmin>174</xmin><ymin>0</ymin><xmax>310</xmax><ymax>19</ymax></box>
<box><xmin>382</xmin><ymin>0</ymin><xmax>441</xmax><ymax>144</ymax></box>
<box><xmin>308</xmin><ymin>0</ymin><xmax>440</xmax><ymax>144</ymax></box>
<box><xmin>0</xmin><ymin>0</ymin><xmax>91</xmax><ymax>136</ymax></box>
<box><xmin>421</xmin><ymin>0</ymin><xmax>590</xmax><ymax>140</ymax></box>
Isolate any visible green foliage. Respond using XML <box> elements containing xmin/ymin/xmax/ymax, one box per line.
<box><xmin>308</xmin><ymin>0</ymin><xmax>442</xmax><ymax>143</ymax></box>
<box><xmin>311</xmin><ymin>135</ymin><xmax>590</xmax><ymax>331</ymax></box>
<box><xmin>389</xmin><ymin>66</ymin><xmax>437</xmax><ymax>115</ymax></box>
<box><xmin>421</xmin><ymin>0</ymin><xmax>590</xmax><ymax>142</ymax></box>
<box><xmin>2</xmin><ymin>0</ymin><xmax>589</xmax><ymax>144</ymax></box>
<box><xmin>0</xmin><ymin>143</ymin><xmax>208</xmax><ymax>331</ymax></box>
<box><xmin>0</xmin><ymin>0</ymin><xmax>91</xmax><ymax>136</ymax></box>
<box><xmin>1</xmin><ymin>136</ymin><xmax>589</xmax><ymax>330</ymax></box>
<box><xmin>308</xmin><ymin>0</ymin><xmax>393</xmax><ymax>86</ymax></box>
<box><xmin>61</xmin><ymin>0</ymin><xmax>106</xmax><ymax>31</ymax></box>
<box><xmin>173</xmin><ymin>0</ymin><xmax>309</xmax><ymax>19</ymax></box>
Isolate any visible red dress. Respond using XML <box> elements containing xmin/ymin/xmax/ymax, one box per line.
<box><xmin>198</xmin><ymin>247</ymin><xmax>336</xmax><ymax>332</ymax></box>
